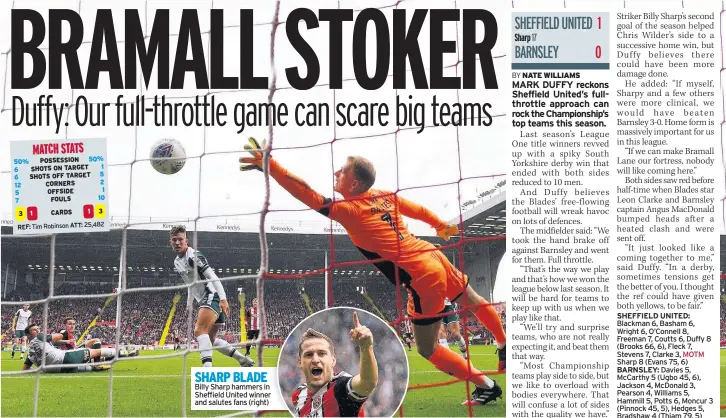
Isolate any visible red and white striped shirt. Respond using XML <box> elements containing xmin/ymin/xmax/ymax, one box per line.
<box><xmin>401</xmin><ymin>320</ymin><xmax>412</xmax><ymax>334</ymax></box>
<box><xmin>247</xmin><ymin>307</ymin><xmax>259</xmax><ymax>331</ymax></box>
<box><xmin>291</xmin><ymin>372</ymin><xmax>366</xmax><ymax>417</ymax></box>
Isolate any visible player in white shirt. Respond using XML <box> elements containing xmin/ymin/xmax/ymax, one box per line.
<box><xmin>11</xmin><ymin>303</ymin><xmax>32</xmax><ymax>360</ymax></box>
<box><xmin>442</xmin><ymin>298</ymin><xmax>468</xmax><ymax>359</ymax></box>
<box><xmin>170</xmin><ymin>225</ymin><xmax>254</xmax><ymax>367</ymax></box>
<box><xmin>21</xmin><ymin>324</ymin><xmax>115</xmax><ymax>373</ymax></box>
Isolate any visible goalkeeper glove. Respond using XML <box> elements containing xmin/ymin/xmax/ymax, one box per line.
<box><xmin>239</xmin><ymin>137</ymin><xmax>266</xmax><ymax>172</ymax></box>
<box><xmin>436</xmin><ymin>223</ymin><xmax>459</xmax><ymax>241</ymax></box>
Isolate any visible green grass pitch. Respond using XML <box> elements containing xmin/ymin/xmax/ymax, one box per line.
<box><xmin>721</xmin><ymin>350</ymin><xmax>726</xmax><ymax>416</ymax></box>
<box><xmin>1</xmin><ymin>345</ymin><xmax>505</xmax><ymax>417</ymax></box>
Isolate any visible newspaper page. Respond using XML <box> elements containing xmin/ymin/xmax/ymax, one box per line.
<box><xmin>0</xmin><ymin>1</ymin><xmax>723</xmax><ymax>418</ymax></box>
<box><xmin>509</xmin><ymin>1</ymin><xmax>721</xmax><ymax>418</ymax></box>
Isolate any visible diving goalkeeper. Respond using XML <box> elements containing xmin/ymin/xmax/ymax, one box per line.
<box><xmin>240</xmin><ymin>138</ymin><xmax>506</xmax><ymax>406</ymax></box>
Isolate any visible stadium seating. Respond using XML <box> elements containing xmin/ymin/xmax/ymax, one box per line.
<box><xmin>1</xmin><ymin>274</ymin><xmax>505</xmax><ymax>347</ymax></box>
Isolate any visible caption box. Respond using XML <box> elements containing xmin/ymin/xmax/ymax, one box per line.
<box><xmin>191</xmin><ymin>367</ymin><xmax>286</xmax><ymax>411</ymax></box>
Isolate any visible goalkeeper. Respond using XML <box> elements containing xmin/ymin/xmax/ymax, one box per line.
<box><xmin>240</xmin><ymin>138</ymin><xmax>506</xmax><ymax>406</ymax></box>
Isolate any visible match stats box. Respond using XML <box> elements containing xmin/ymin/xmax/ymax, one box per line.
<box><xmin>9</xmin><ymin>138</ymin><xmax>110</xmax><ymax>235</ymax></box>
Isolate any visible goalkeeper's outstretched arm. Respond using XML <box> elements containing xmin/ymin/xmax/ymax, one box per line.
<box><xmin>397</xmin><ymin>195</ymin><xmax>446</xmax><ymax>228</ymax></box>
<box><xmin>269</xmin><ymin>159</ymin><xmax>332</xmax><ymax>214</ymax></box>
<box><xmin>397</xmin><ymin>196</ymin><xmax>459</xmax><ymax>241</ymax></box>
<box><xmin>239</xmin><ymin>138</ymin><xmax>333</xmax><ymax>216</ymax></box>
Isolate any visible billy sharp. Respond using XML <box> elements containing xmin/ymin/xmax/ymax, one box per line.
<box><xmin>10</xmin><ymin>8</ymin><xmax>500</xmax><ymax>91</ymax></box>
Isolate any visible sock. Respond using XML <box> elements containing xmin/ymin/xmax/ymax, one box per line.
<box><xmin>11</xmin><ymin>344</ymin><xmax>16</xmax><ymax>354</ymax></box>
<box><xmin>213</xmin><ymin>339</ymin><xmax>248</xmax><ymax>362</ymax></box>
<box><xmin>100</xmin><ymin>348</ymin><xmax>115</xmax><ymax>358</ymax></box>
<box><xmin>470</xmin><ymin>303</ymin><xmax>506</xmax><ymax>345</ymax></box>
<box><xmin>21</xmin><ymin>342</ymin><xmax>26</xmax><ymax>357</ymax></box>
<box><xmin>481</xmin><ymin>375</ymin><xmax>495</xmax><ymax>389</ymax></box>
<box><xmin>457</xmin><ymin>336</ymin><xmax>467</xmax><ymax>351</ymax></box>
<box><xmin>197</xmin><ymin>334</ymin><xmax>213</xmax><ymax>367</ymax></box>
<box><xmin>497</xmin><ymin>342</ymin><xmax>505</xmax><ymax>350</ymax></box>
<box><xmin>245</xmin><ymin>343</ymin><xmax>251</xmax><ymax>356</ymax></box>
<box><xmin>428</xmin><ymin>345</ymin><xmax>486</xmax><ymax>387</ymax></box>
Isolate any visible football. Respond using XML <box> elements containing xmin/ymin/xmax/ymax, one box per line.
<box><xmin>150</xmin><ymin>138</ymin><xmax>186</xmax><ymax>175</ymax></box>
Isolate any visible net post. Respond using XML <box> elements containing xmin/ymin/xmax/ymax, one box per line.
<box><xmin>255</xmin><ymin>8</ymin><xmax>282</xmax><ymax>418</ymax></box>
<box><xmin>108</xmin><ymin>228</ymin><xmax>128</xmax><ymax>416</ymax></box>
<box><xmin>3</xmin><ymin>263</ymin><xmax>9</xmax><ymax>299</ymax></box>
<box><xmin>32</xmin><ymin>234</ymin><xmax>56</xmax><ymax>417</ymax></box>
<box><xmin>181</xmin><ymin>275</ymin><xmax>194</xmax><ymax>418</ymax></box>
<box><xmin>324</xmin><ymin>251</ymin><xmax>329</xmax><ymax>308</ymax></box>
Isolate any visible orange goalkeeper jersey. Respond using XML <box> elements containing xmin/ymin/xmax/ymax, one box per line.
<box><xmin>270</xmin><ymin>160</ymin><xmax>444</xmax><ymax>266</ymax></box>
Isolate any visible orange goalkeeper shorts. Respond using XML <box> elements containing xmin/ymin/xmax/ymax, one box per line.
<box><xmin>405</xmin><ymin>250</ymin><xmax>468</xmax><ymax>325</ymax></box>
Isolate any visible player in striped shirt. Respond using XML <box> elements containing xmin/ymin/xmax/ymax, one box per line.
<box><xmin>241</xmin><ymin>140</ymin><xmax>506</xmax><ymax>405</ymax></box>
<box><xmin>399</xmin><ymin>314</ymin><xmax>413</xmax><ymax>352</ymax></box>
<box><xmin>170</xmin><ymin>225</ymin><xmax>254</xmax><ymax>368</ymax></box>
<box><xmin>245</xmin><ymin>298</ymin><xmax>260</xmax><ymax>357</ymax></box>
<box><xmin>54</xmin><ymin>317</ymin><xmax>110</xmax><ymax>370</ymax></box>
<box><xmin>11</xmin><ymin>303</ymin><xmax>32</xmax><ymax>360</ymax></box>
<box><xmin>172</xmin><ymin>330</ymin><xmax>181</xmax><ymax>351</ymax></box>
<box><xmin>291</xmin><ymin>313</ymin><xmax>378</xmax><ymax>417</ymax></box>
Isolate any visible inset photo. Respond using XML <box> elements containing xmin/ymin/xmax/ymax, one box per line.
<box><xmin>278</xmin><ymin>307</ymin><xmax>409</xmax><ymax>417</ymax></box>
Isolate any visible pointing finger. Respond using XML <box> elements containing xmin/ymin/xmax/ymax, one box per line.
<box><xmin>353</xmin><ymin>311</ymin><xmax>360</xmax><ymax>328</ymax></box>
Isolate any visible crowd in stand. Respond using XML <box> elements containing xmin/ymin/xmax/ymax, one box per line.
<box><xmin>2</xmin><ymin>276</ymin><xmax>506</xmax><ymax>348</ymax></box>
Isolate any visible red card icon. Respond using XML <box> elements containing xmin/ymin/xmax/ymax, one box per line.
<box><xmin>83</xmin><ymin>205</ymin><xmax>94</xmax><ymax>219</ymax></box>
<box><xmin>27</xmin><ymin>206</ymin><xmax>38</xmax><ymax>221</ymax></box>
